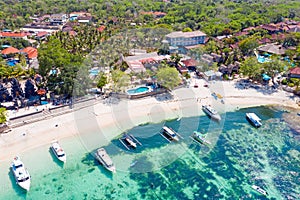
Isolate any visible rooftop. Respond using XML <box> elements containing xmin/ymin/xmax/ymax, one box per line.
<box><xmin>257</xmin><ymin>43</ymin><xmax>286</xmax><ymax>55</ymax></box>
<box><xmin>0</xmin><ymin>32</ymin><xmax>27</xmax><ymax>38</ymax></box>
<box><xmin>166</xmin><ymin>31</ymin><xmax>206</xmax><ymax>38</ymax></box>
<box><xmin>289</xmin><ymin>67</ymin><xmax>300</xmax><ymax>75</ymax></box>
<box><xmin>1</xmin><ymin>47</ymin><xmax>19</xmax><ymax>54</ymax></box>
<box><xmin>21</xmin><ymin>47</ymin><xmax>38</xmax><ymax>59</ymax></box>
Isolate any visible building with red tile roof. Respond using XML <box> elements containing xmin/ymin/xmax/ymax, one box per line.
<box><xmin>234</xmin><ymin>31</ymin><xmax>249</xmax><ymax>37</ymax></box>
<box><xmin>1</xmin><ymin>47</ymin><xmax>19</xmax><ymax>55</ymax></box>
<box><xmin>289</xmin><ymin>67</ymin><xmax>300</xmax><ymax>78</ymax></box>
<box><xmin>258</xmin><ymin>38</ymin><xmax>271</xmax><ymax>44</ymax></box>
<box><xmin>0</xmin><ymin>32</ymin><xmax>28</xmax><ymax>39</ymax></box>
<box><xmin>21</xmin><ymin>47</ymin><xmax>38</xmax><ymax>59</ymax></box>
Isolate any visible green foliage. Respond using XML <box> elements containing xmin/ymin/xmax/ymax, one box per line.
<box><xmin>111</xmin><ymin>69</ymin><xmax>130</xmax><ymax>92</ymax></box>
<box><xmin>288</xmin><ymin>82</ymin><xmax>295</xmax><ymax>87</ymax></box>
<box><xmin>182</xmin><ymin>27</ymin><xmax>192</xmax><ymax>32</ymax></box>
<box><xmin>223</xmin><ymin>74</ymin><xmax>229</xmax><ymax>80</ymax></box>
<box><xmin>0</xmin><ymin>107</ymin><xmax>7</xmax><ymax>124</ymax></box>
<box><xmin>38</xmin><ymin>37</ymin><xmax>89</xmax><ymax>96</ymax></box>
<box><xmin>1</xmin><ymin>0</ymin><xmax>300</xmax><ymax>36</ymax></box>
<box><xmin>261</xmin><ymin>58</ymin><xmax>286</xmax><ymax>78</ymax></box>
<box><xmin>238</xmin><ymin>36</ymin><xmax>259</xmax><ymax>56</ymax></box>
<box><xmin>0</xmin><ymin>38</ymin><xmax>30</xmax><ymax>49</ymax></box>
<box><xmin>239</xmin><ymin>57</ymin><xmax>261</xmax><ymax>80</ymax></box>
<box><xmin>157</xmin><ymin>67</ymin><xmax>180</xmax><ymax>90</ymax></box>
<box><xmin>184</xmin><ymin>73</ymin><xmax>191</xmax><ymax>79</ymax></box>
<box><xmin>281</xmin><ymin>79</ymin><xmax>288</xmax><ymax>85</ymax></box>
<box><xmin>96</xmin><ymin>73</ymin><xmax>108</xmax><ymax>89</ymax></box>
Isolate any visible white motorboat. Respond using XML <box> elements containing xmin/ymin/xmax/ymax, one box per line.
<box><xmin>51</xmin><ymin>140</ymin><xmax>66</xmax><ymax>162</ymax></box>
<box><xmin>246</xmin><ymin>113</ymin><xmax>262</xmax><ymax>128</ymax></box>
<box><xmin>11</xmin><ymin>156</ymin><xmax>31</xmax><ymax>191</ymax></box>
<box><xmin>202</xmin><ymin>105</ymin><xmax>221</xmax><ymax>121</ymax></box>
<box><xmin>161</xmin><ymin>126</ymin><xmax>179</xmax><ymax>141</ymax></box>
<box><xmin>252</xmin><ymin>185</ymin><xmax>268</xmax><ymax>196</ymax></box>
<box><xmin>192</xmin><ymin>131</ymin><xmax>211</xmax><ymax>145</ymax></box>
<box><xmin>95</xmin><ymin>148</ymin><xmax>116</xmax><ymax>173</ymax></box>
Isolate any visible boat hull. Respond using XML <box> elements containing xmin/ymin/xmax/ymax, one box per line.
<box><xmin>251</xmin><ymin>185</ymin><xmax>268</xmax><ymax>196</ymax></box>
<box><xmin>246</xmin><ymin>115</ymin><xmax>262</xmax><ymax>128</ymax></box>
<box><xmin>95</xmin><ymin>148</ymin><xmax>116</xmax><ymax>173</ymax></box>
<box><xmin>11</xmin><ymin>157</ymin><xmax>31</xmax><ymax>191</ymax></box>
<box><xmin>51</xmin><ymin>146</ymin><xmax>67</xmax><ymax>162</ymax></box>
<box><xmin>161</xmin><ymin>126</ymin><xmax>180</xmax><ymax>141</ymax></box>
<box><xmin>202</xmin><ymin>106</ymin><xmax>221</xmax><ymax>121</ymax></box>
<box><xmin>50</xmin><ymin>141</ymin><xmax>67</xmax><ymax>163</ymax></box>
<box><xmin>192</xmin><ymin>132</ymin><xmax>211</xmax><ymax>145</ymax></box>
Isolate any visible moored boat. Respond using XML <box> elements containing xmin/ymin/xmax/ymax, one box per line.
<box><xmin>192</xmin><ymin>131</ymin><xmax>211</xmax><ymax>145</ymax></box>
<box><xmin>161</xmin><ymin>126</ymin><xmax>179</xmax><ymax>141</ymax></box>
<box><xmin>246</xmin><ymin>113</ymin><xmax>262</xmax><ymax>127</ymax></box>
<box><xmin>95</xmin><ymin>148</ymin><xmax>116</xmax><ymax>173</ymax></box>
<box><xmin>11</xmin><ymin>156</ymin><xmax>31</xmax><ymax>191</ymax></box>
<box><xmin>123</xmin><ymin>134</ymin><xmax>137</xmax><ymax>148</ymax></box>
<box><xmin>51</xmin><ymin>140</ymin><xmax>66</xmax><ymax>162</ymax></box>
<box><xmin>251</xmin><ymin>185</ymin><xmax>268</xmax><ymax>196</ymax></box>
<box><xmin>202</xmin><ymin>105</ymin><xmax>221</xmax><ymax>121</ymax></box>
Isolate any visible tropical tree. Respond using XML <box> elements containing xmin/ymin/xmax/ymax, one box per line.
<box><xmin>96</xmin><ymin>72</ymin><xmax>108</xmax><ymax>91</ymax></box>
<box><xmin>0</xmin><ymin>107</ymin><xmax>7</xmax><ymax>124</ymax></box>
<box><xmin>239</xmin><ymin>57</ymin><xmax>262</xmax><ymax>80</ymax></box>
<box><xmin>262</xmin><ymin>57</ymin><xmax>286</xmax><ymax>78</ymax></box>
<box><xmin>111</xmin><ymin>69</ymin><xmax>130</xmax><ymax>92</ymax></box>
<box><xmin>24</xmin><ymin>79</ymin><xmax>36</xmax><ymax>98</ymax></box>
<box><xmin>238</xmin><ymin>36</ymin><xmax>259</xmax><ymax>56</ymax></box>
<box><xmin>157</xmin><ymin>66</ymin><xmax>181</xmax><ymax>90</ymax></box>
<box><xmin>0</xmin><ymin>83</ymin><xmax>12</xmax><ymax>102</ymax></box>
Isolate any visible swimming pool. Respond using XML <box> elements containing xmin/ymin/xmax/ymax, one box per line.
<box><xmin>127</xmin><ymin>86</ymin><xmax>152</xmax><ymax>95</ymax></box>
<box><xmin>257</xmin><ymin>55</ymin><xmax>271</xmax><ymax>63</ymax></box>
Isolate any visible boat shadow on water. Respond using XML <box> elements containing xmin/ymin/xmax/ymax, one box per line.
<box><xmin>81</xmin><ymin>152</ymin><xmax>113</xmax><ymax>180</ymax></box>
<box><xmin>48</xmin><ymin>148</ymin><xmax>64</xmax><ymax>168</ymax></box>
<box><xmin>8</xmin><ymin>170</ymin><xmax>28</xmax><ymax>197</ymax></box>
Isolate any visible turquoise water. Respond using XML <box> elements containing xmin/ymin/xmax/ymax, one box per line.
<box><xmin>257</xmin><ymin>55</ymin><xmax>271</xmax><ymax>63</ymax></box>
<box><xmin>0</xmin><ymin>106</ymin><xmax>299</xmax><ymax>199</ymax></box>
<box><xmin>127</xmin><ymin>87</ymin><xmax>150</xmax><ymax>95</ymax></box>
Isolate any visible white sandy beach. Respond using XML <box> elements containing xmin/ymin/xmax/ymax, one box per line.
<box><xmin>0</xmin><ymin>79</ymin><xmax>299</xmax><ymax>162</ymax></box>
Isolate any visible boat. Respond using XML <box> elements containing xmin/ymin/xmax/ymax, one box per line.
<box><xmin>50</xmin><ymin>140</ymin><xmax>66</xmax><ymax>162</ymax></box>
<box><xmin>161</xmin><ymin>126</ymin><xmax>179</xmax><ymax>141</ymax></box>
<box><xmin>246</xmin><ymin>113</ymin><xmax>262</xmax><ymax>127</ymax></box>
<box><xmin>202</xmin><ymin>105</ymin><xmax>221</xmax><ymax>121</ymax></box>
<box><xmin>192</xmin><ymin>131</ymin><xmax>211</xmax><ymax>145</ymax></box>
<box><xmin>11</xmin><ymin>156</ymin><xmax>31</xmax><ymax>191</ymax></box>
<box><xmin>123</xmin><ymin>134</ymin><xmax>137</xmax><ymax>148</ymax></box>
<box><xmin>95</xmin><ymin>148</ymin><xmax>116</xmax><ymax>173</ymax></box>
<box><xmin>251</xmin><ymin>185</ymin><xmax>268</xmax><ymax>196</ymax></box>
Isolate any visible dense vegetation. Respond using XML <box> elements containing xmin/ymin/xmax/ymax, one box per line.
<box><xmin>1</xmin><ymin>0</ymin><xmax>300</xmax><ymax>96</ymax></box>
<box><xmin>1</xmin><ymin>0</ymin><xmax>300</xmax><ymax>36</ymax></box>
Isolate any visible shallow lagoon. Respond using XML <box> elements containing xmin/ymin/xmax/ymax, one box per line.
<box><xmin>0</xmin><ymin>106</ymin><xmax>299</xmax><ymax>200</ymax></box>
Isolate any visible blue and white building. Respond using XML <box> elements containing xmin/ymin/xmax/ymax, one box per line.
<box><xmin>165</xmin><ymin>30</ymin><xmax>207</xmax><ymax>53</ymax></box>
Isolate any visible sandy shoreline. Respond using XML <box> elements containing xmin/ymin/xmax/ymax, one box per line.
<box><xmin>1</xmin><ymin>80</ymin><xmax>299</xmax><ymax>161</ymax></box>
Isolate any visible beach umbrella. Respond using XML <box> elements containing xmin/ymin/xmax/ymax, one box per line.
<box><xmin>37</xmin><ymin>89</ymin><xmax>46</xmax><ymax>95</ymax></box>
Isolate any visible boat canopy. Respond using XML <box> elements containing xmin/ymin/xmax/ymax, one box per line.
<box><xmin>247</xmin><ymin>113</ymin><xmax>261</xmax><ymax>121</ymax></box>
<box><xmin>163</xmin><ymin>126</ymin><xmax>176</xmax><ymax>136</ymax></box>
